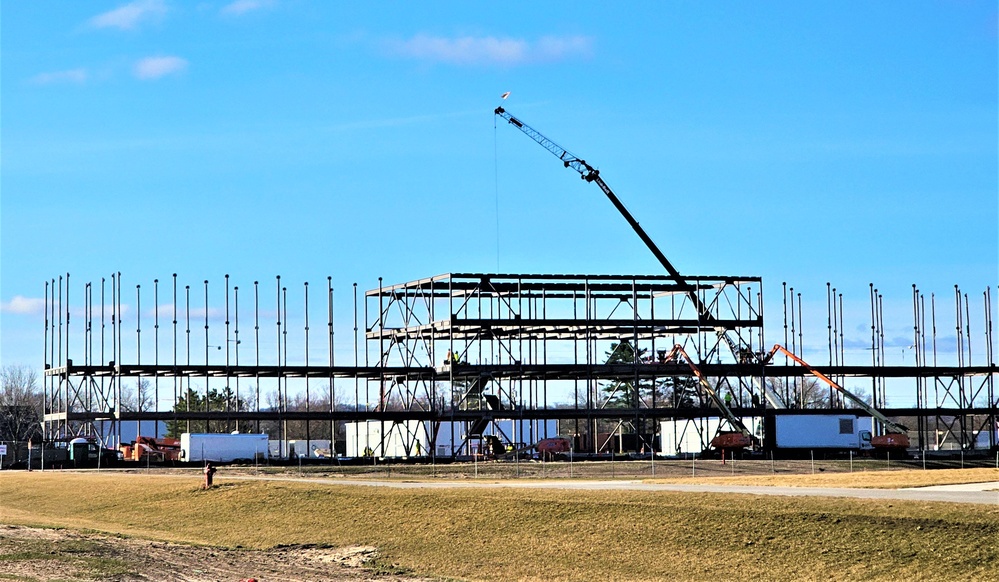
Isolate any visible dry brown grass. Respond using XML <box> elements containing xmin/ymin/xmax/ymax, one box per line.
<box><xmin>1</xmin><ymin>471</ymin><xmax>997</xmax><ymax>581</ymax></box>
<box><xmin>647</xmin><ymin>467</ymin><xmax>999</xmax><ymax>488</ymax></box>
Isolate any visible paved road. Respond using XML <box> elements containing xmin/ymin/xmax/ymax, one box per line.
<box><xmin>227</xmin><ymin>475</ymin><xmax>999</xmax><ymax>505</ymax></box>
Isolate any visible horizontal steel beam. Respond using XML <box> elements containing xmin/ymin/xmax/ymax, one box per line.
<box><xmin>45</xmin><ymin>362</ymin><xmax>999</xmax><ymax>380</ymax></box>
<box><xmin>45</xmin><ymin>406</ymin><xmax>999</xmax><ymax>424</ymax></box>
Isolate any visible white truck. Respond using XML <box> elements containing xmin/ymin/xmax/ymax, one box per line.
<box><xmin>180</xmin><ymin>433</ymin><xmax>269</xmax><ymax>463</ymax></box>
<box><xmin>771</xmin><ymin>414</ymin><xmax>874</xmax><ymax>451</ymax></box>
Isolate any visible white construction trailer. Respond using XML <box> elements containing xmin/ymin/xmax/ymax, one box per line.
<box><xmin>180</xmin><ymin>433</ymin><xmax>269</xmax><ymax>463</ymax></box>
<box><xmin>345</xmin><ymin>419</ymin><xmax>559</xmax><ymax>458</ymax></box>
<box><xmin>660</xmin><ymin>417</ymin><xmax>763</xmax><ymax>456</ymax></box>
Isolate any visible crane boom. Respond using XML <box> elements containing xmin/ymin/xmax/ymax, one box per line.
<box><xmin>495</xmin><ymin>106</ymin><xmax>787</xmax><ymax>409</ymax></box>
<box><xmin>495</xmin><ymin>107</ymin><xmax>690</xmax><ymax>289</ymax></box>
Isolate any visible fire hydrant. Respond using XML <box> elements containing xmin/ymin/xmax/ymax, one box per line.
<box><xmin>203</xmin><ymin>463</ymin><xmax>217</xmax><ymax>489</ymax></box>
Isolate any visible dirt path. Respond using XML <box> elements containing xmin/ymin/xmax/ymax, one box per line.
<box><xmin>221</xmin><ymin>474</ymin><xmax>999</xmax><ymax>505</ymax></box>
<box><xmin>0</xmin><ymin>524</ymin><xmax>429</xmax><ymax>581</ymax></box>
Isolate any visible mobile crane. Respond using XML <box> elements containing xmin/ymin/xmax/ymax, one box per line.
<box><xmin>495</xmin><ymin>106</ymin><xmax>785</xmax><ymax>410</ymax></box>
<box><xmin>494</xmin><ymin>107</ymin><xmax>910</xmax><ymax>454</ymax></box>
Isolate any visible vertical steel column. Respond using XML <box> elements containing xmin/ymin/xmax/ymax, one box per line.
<box><xmin>185</xmin><ymin>284</ymin><xmax>191</xmax><ymax>434</ymax></box>
<box><xmin>304</xmin><ymin>281</ymin><xmax>311</xmax><ymax>443</ymax></box>
<box><xmin>204</xmin><ymin>280</ymin><xmax>210</xmax><ymax>426</ymax></box>
<box><xmin>65</xmin><ymin>273</ymin><xmax>70</xmax><ymax>372</ymax></box>
<box><xmin>282</xmin><ymin>284</ymin><xmax>288</xmax><ymax>451</ymax></box>
<box><xmin>136</xmin><ymin>283</ymin><xmax>142</xmax><ymax>439</ymax></box>
<box><xmin>136</xmin><ymin>282</ymin><xmax>141</xmax><ymax>443</ymax></box>
<box><xmin>798</xmin><ymin>291</ymin><xmax>804</xmax><ymax>403</ymax></box>
<box><xmin>327</xmin><ymin>277</ymin><xmax>335</xmax><ymax>452</ymax></box>
<box><xmin>573</xmin><ymin>287</ymin><xmax>580</xmax><ymax>439</ymax></box>
<box><xmin>378</xmin><ymin>277</ymin><xmax>384</xmax><ymax>410</ymax></box>
<box><xmin>650</xmin><ymin>282</ymin><xmax>657</xmax><ymax>411</ymax></box>
<box><xmin>110</xmin><ymin>274</ymin><xmax>116</xmax><ymax>435</ymax></box>
<box><xmin>172</xmin><ymin>275</ymin><xmax>178</xmax><ymax>426</ymax></box>
<box><xmin>225</xmin><ymin>275</ymin><xmax>231</xmax><ymax>427</ymax></box>
<box><xmin>363</xmin><ymin>284</ymin><xmax>369</xmax><ymax>417</ymax></box>
<box><xmin>913</xmin><ymin>284</ymin><xmax>924</xmax><ymax>449</ymax></box>
<box><xmin>352</xmin><ymin>283</ymin><xmax>359</xmax><ymax>455</ymax></box>
<box><xmin>585</xmin><ymin>277</ymin><xmax>594</xmax><ymax>452</ymax></box>
<box><xmin>955</xmin><ymin>286</ymin><xmax>967</xmax><ymax>448</ymax></box>
<box><xmin>152</xmin><ymin>279</ymin><xmax>160</xmax><ymax>438</ymax></box>
<box><xmin>154</xmin><ymin>280</ymin><xmax>160</xmax><ymax>435</ymax></box>
<box><xmin>870</xmin><ymin>283</ymin><xmax>878</xmax><ymax>411</ymax></box>
<box><xmin>43</xmin><ymin>280</ymin><xmax>50</xmax><ymax>439</ymax></box>
<box><xmin>931</xmin><ymin>293</ymin><xmax>939</xmax><ymax>448</ymax></box>
<box><xmin>82</xmin><ymin>282</ymin><xmax>89</xmax><ymax>435</ymax></box>
<box><xmin>254</xmin><ymin>281</ymin><xmax>261</xmax><ymax>433</ymax></box>
<box><xmin>827</xmin><ymin>283</ymin><xmax>833</xmax><ymax>368</ymax></box>
<box><xmin>234</xmin><ymin>283</ymin><xmax>240</xmax><ymax>430</ymax></box>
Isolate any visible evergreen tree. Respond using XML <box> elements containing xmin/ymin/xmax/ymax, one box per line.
<box><xmin>165</xmin><ymin>386</ymin><xmax>253</xmax><ymax>438</ymax></box>
<box><xmin>600</xmin><ymin>341</ymin><xmax>671</xmax><ymax>408</ymax></box>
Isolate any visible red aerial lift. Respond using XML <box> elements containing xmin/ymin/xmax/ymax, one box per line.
<box><xmin>762</xmin><ymin>344</ymin><xmax>910</xmax><ymax>451</ymax></box>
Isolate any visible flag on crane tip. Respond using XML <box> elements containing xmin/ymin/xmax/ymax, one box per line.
<box><xmin>500</xmin><ymin>91</ymin><xmax>511</xmax><ymax>99</ymax></box>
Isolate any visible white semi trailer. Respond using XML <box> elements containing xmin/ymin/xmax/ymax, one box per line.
<box><xmin>180</xmin><ymin>433</ymin><xmax>269</xmax><ymax>463</ymax></box>
<box><xmin>662</xmin><ymin>414</ymin><xmax>878</xmax><ymax>456</ymax></box>
<box><xmin>771</xmin><ymin>414</ymin><xmax>874</xmax><ymax>451</ymax></box>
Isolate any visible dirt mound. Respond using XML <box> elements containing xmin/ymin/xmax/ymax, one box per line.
<box><xmin>0</xmin><ymin>525</ymin><xmax>423</xmax><ymax>581</ymax></box>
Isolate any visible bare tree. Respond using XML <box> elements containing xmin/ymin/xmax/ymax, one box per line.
<box><xmin>119</xmin><ymin>379</ymin><xmax>154</xmax><ymax>412</ymax></box>
<box><xmin>766</xmin><ymin>376</ymin><xmax>872</xmax><ymax>409</ymax></box>
<box><xmin>1</xmin><ymin>364</ymin><xmax>42</xmax><ymax>441</ymax></box>
<box><xmin>284</xmin><ymin>392</ymin><xmax>341</xmax><ymax>440</ymax></box>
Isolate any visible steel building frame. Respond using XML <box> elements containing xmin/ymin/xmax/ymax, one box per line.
<box><xmin>41</xmin><ymin>272</ymin><xmax>998</xmax><ymax>457</ymax></box>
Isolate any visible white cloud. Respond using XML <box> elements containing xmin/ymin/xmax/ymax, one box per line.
<box><xmin>133</xmin><ymin>56</ymin><xmax>188</xmax><ymax>79</ymax></box>
<box><xmin>1</xmin><ymin>296</ymin><xmax>46</xmax><ymax>315</ymax></box>
<box><xmin>88</xmin><ymin>0</ymin><xmax>168</xmax><ymax>30</ymax></box>
<box><xmin>29</xmin><ymin>68</ymin><xmax>88</xmax><ymax>85</ymax></box>
<box><xmin>384</xmin><ymin>34</ymin><xmax>593</xmax><ymax>66</ymax></box>
<box><xmin>220</xmin><ymin>0</ymin><xmax>274</xmax><ymax>16</ymax></box>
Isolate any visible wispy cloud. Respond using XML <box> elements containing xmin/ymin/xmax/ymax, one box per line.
<box><xmin>133</xmin><ymin>56</ymin><xmax>188</xmax><ymax>79</ymax></box>
<box><xmin>88</xmin><ymin>0</ymin><xmax>168</xmax><ymax>31</ymax></box>
<box><xmin>1</xmin><ymin>296</ymin><xmax>46</xmax><ymax>315</ymax></box>
<box><xmin>28</xmin><ymin>68</ymin><xmax>88</xmax><ymax>85</ymax></box>
<box><xmin>383</xmin><ymin>34</ymin><xmax>593</xmax><ymax>66</ymax></box>
<box><xmin>220</xmin><ymin>0</ymin><xmax>274</xmax><ymax>16</ymax></box>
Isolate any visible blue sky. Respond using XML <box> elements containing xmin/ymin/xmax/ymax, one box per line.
<box><xmin>2</xmin><ymin>1</ymin><xmax>997</xmax><ymax>377</ymax></box>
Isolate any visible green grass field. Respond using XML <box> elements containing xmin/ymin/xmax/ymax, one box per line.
<box><xmin>2</xmin><ymin>470</ymin><xmax>997</xmax><ymax>581</ymax></box>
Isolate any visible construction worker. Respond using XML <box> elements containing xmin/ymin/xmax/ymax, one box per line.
<box><xmin>724</xmin><ymin>392</ymin><xmax>733</xmax><ymax>408</ymax></box>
